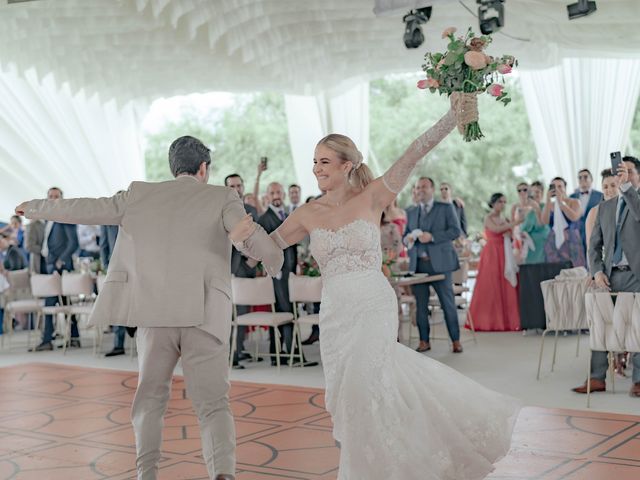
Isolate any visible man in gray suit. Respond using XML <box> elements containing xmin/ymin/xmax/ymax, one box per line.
<box><xmin>225</xmin><ymin>173</ymin><xmax>259</xmax><ymax>369</ymax></box>
<box><xmin>404</xmin><ymin>177</ymin><xmax>463</xmax><ymax>353</ymax></box>
<box><xmin>17</xmin><ymin>136</ymin><xmax>283</xmax><ymax>480</ymax></box>
<box><xmin>574</xmin><ymin>156</ymin><xmax>640</xmax><ymax>397</ymax></box>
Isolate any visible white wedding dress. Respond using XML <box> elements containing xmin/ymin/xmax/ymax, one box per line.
<box><xmin>310</xmin><ymin>218</ymin><xmax>520</xmax><ymax>480</ymax></box>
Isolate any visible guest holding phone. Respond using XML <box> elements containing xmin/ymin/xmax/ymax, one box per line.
<box><xmin>541</xmin><ymin>177</ymin><xmax>585</xmax><ymax>267</ymax></box>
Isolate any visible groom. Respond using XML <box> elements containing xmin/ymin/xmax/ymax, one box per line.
<box><xmin>16</xmin><ymin>136</ymin><xmax>283</xmax><ymax>480</ymax></box>
<box><xmin>404</xmin><ymin>177</ymin><xmax>463</xmax><ymax>353</ymax></box>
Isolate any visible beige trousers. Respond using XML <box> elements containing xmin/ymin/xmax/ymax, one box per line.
<box><xmin>132</xmin><ymin>327</ymin><xmax>235</xmax><ymax>480</ymax></box>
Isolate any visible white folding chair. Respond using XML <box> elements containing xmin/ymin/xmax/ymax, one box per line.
<box><xmin>1</xmin><ymin>269</ymin><xmax>43</xmax><ymax>348</ymax></box>
<box><xmin>29</xmin><ymin>273</ymin><xmax>67</xmax><ymax>350</ymax></box>
<box><xmin>229</xmin><ymin>277</ymin><xmax>294</xmax><ymax>368</ymax></box>
<box><xmin>536</xmin><ymin>275</ymin><xmax>588</xmax><ymax>380</ymax></box>
<box><xmin>288</xmin><ymin>274</ymin><xmax>322</xmax><ymax>367</ymax></box>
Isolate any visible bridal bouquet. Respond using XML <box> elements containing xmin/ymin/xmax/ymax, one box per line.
<box><xmin>418</xmin><ymin>27</ymin><xmax>517</xmax><ymax>141</ymax></box>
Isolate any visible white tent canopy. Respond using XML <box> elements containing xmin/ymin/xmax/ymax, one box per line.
<box><xmin>1</xmin><ymin>0</ymin><xmax>640</xmax><ymax>216</ymax></box>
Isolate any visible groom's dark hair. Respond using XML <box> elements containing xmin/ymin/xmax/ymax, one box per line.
<box><xmin>623</xmin><ymin>155</ymin><xmax>640</xmax><ymax>173</ymax></box>
<box><xmin>168</xmin><ymin>136</ymin><xmax>211</xmax><ymax>177</ymax></box>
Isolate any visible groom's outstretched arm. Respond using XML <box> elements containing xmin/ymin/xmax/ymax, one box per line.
<box><xmin>223</xmin><ymin>189</ymin><xmax>283</xmax><ymax>277</ymax></box>
<box><xmin>16</xmin><ymin>189</ymin><xmax>131</xmax><ymax>225</ymax></box>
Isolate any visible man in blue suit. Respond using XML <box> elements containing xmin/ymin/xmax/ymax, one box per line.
<box><xmin>570</xmin><ymin>168</ymin><xmax>604</xmax><ymax>252</ymax></box>
<box><xmin>30</xmin><ymin>187</ymin><xmax>80</xmax><ymax>351</ymax></box>
<box><xmin>404</xmin><ymin>177</ymin><xmax>463</xmax><ymax>353</ymax></box>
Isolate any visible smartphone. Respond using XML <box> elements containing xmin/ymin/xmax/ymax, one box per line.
<box><xmin>548</xmin><ymin>184</ymin><xmax>556</xmax><ymax>197</ymax></box>
<box><xmin>260</xmin><ymin>156</ymin><xmax>268</xmax><ymax>170</ymax></box>
<box><xmin>610</xmin><ymin>151</ymin><xmax>622</xmax><ymax>175</ymax></box>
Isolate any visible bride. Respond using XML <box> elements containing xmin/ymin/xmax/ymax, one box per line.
<box><xmin>231</xmin><ymin>105</ymin><xmax>520</xmax><ymax>479</ymax></box>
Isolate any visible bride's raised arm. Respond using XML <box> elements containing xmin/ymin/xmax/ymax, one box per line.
<box><xmin>369</xmin><ymin>108</ymin><xmax>456</xmax><ymax>209</ymax></box>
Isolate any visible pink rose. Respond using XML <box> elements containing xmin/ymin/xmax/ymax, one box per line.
<box><xmin>441</xmin><ymin>27</ymin><xmax>457</xmax><ymax>39</ymax></box>
<box><xmin>464</xmin><ymin>51</ymin><xmax>487</xmax><ymax>70</ymax></box>
<box><xmin>497</xmin><ymin>64</ymin><xmax>512</xmax><ymax>74</ymax></box>
<box><xmin>417</xmin><ymin>79</ymin><xmax>428</xmax><ymax>89</ymax></box>
<box><xmin>488</xmin><ymin>84</ymin><xmax>504</xmax><ymax>97</ymax></box>
<box><xmin>426</xmin><ymin>77</ymin><xmax>440</xmax><ymax>88</ymax></box>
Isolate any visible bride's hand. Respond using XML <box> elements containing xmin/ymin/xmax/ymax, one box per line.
<box><xmin>229</xmin><ymin>214</ymin><xmax>257</xmax><ymax>243</ymax></box>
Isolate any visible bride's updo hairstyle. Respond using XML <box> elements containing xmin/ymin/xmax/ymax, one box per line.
<box><xmin>317</xmin><ymin>134</ymin><xmax>375</xmax><ymax>190</ymax></box>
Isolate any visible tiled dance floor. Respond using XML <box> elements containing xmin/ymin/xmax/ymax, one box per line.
<box><xmin>0</xmin><ymin>364</ymin><xmax>639</xmax><ymax>479</ymax></box>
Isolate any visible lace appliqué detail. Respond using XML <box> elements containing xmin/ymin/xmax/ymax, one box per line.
<box><xmin>381</xmin><ymin>110</ymin><xmax>456</xmax><ymax>194</ymax></box>
<box><xmin>310</xmin><ymin>219</ymin><xmax>381</xmax><ymax>280</ymax></box>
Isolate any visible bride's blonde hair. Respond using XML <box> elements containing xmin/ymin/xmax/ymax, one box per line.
<box><xmin>317</xmin><ymin>134</ymin><xmax>375</xmax><ymax>191</ymax></box>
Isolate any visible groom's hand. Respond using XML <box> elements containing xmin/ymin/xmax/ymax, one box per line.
<box><xmin>15</xmin><ymin>201</ymin><xmax>29</xmax><ymax>216</ymax></box>
<box><xmin>229</xmin><ymin>214</ymin><xmax>257</xmax><ymax>243</ymax></box>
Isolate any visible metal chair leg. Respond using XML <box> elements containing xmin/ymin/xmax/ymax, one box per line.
<box><xmin>551</xmin><ymin>329</ymin><xmax>560</xmax><ymax>372</ymax></box>
<box><xmin>466</xmin><ymin>310</ymin><xmax>478</xmax><ymax>344</ymax></box>
<box><xmin>536</xmin><ymin>329</ymin><xmax>550</xmax><ymax>380</ymax></box>
<box><xmin>587</xmin><ymin>351</ymin><xmax>593</xmax><ymax>408</ymax></box>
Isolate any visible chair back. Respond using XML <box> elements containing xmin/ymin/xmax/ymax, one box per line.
<box><xmin>452</xmin><ymin>260</ymin><xmax>469</xmax><ymax>285</ymax></box>
<box><xmin>62</xmin><ymin>272</ymin><xmax>94</xmax><ymax>297</ymax></box>
<box><xmin>96</xmin><ymin>274</ymin><xmax>106</xmax><ymax>293</ymax></box>
<box><xmin>288</xmin><ymin>274</ymin><xmax>322</xmax><ymax>303</ymax></box>
<box><xmin>586</xmin><ymin>292</ymin><xmax>640</xmax><ymax>353</ymax></box>
<box><xmin>231</xmin><ymin>276</ymin><xmax>275</xmax><ymax>306</ymax></box>
<box><xmin>30</xmin><ymin>273</ymin><xmax>63</xmax><ymax>298</ymax></box>
<box><xmin>6</xmin><ymin>268</ymin><xmax>30</xmax><ymax>292</ymax></box>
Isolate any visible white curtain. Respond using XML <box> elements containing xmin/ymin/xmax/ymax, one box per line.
<box><xmin>0</xmin><ymin>64</ymin><xmax>147</xmax><ymax>219</ymax></box>
<box><xmin>520</xmin><ymin>58</ymin><xmax>640</xmax><ymax>189</ymax></box>
<box><xmin>285</xmin><ymin>82</ymin><xmax>370</xmax><ymax>197</ymax></box>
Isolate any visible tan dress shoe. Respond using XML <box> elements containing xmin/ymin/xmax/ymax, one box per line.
<box><xmin>630</xmin><ymin>383</ymin><xmax>640</xmax><ymax>398</ymax></box>
<box><xmin>416</xmin><ymin>341</ymin><xmax>431</xmax><ymax>352</ymax></box>
<box><xmin>452</xmin><ymin>341</ymin><xmax>463</xmax><ymax>353</ymax></box>
<box><xmin>572</xmin><ymin>379</ymin><xmax>606</xmax><ymax>394</ymax></box>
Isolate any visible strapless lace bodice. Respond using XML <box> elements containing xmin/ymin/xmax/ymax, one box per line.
<box><xmin>310</xmin><ymin>219</ymin><xmax>382</xmax><ymax>280</ymax></box>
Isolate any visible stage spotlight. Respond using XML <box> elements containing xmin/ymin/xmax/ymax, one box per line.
<box><xmin>402</xmin><ymin>7</ymin><xmax>432</xmax><ymax>49</ymax></box>
<box><xmin>567</xmin><ymin>0</ymin><xmax>596</xmax><ymax>20</ymax></box>
<box><xmin>477</xmin><ymin>0</ymin><xmax>505</xmax><ymax>35</ymax></box>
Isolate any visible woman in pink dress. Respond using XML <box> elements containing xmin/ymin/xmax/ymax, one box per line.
<box><xmin>467</xmin><ymin>193</ymin><xmax>522</xmax><ymax>331</ymax></box>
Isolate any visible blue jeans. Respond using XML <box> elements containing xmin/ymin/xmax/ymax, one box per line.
<box><xmin>114</xmin><ymin>326</ymin><xmax>126</xmax><ymax>349</ymax></box>
<box><xmin>412</xmin><ymin>258</ymin><xmax>460</xmax><ymax>342</ymax></box>
<box><xmin>42</xmin><ymin>263</ymin><xmax>79</xmax><ymax>344</ymax></box>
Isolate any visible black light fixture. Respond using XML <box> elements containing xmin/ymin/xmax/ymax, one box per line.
<box><xmin>477</xmin><ymin>0</ymin><xmax>505</xmax><ymax>35</ymax></box>
<box><xmin>567</xmin><ymin>0</ymin><xmax>597</xmax><ymax>20</ymax></box>
<box><xmin>402</xmin><ymin>7</ymin><xmax>432</xmax><ymax>49</ymax></box>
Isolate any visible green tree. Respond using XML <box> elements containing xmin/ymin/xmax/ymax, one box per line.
<box><xmin>144</xmin><ymin>93</ymin><xmax>295</xmax><ymax>190</ymax></box>
<box><xmin>370</xmin><ymin>75</ymin><xmax>540</xmax><ymax>233</ymax></box>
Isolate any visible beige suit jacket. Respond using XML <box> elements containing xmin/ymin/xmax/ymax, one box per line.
<box><xmin>24</xmin><ymin>176</ymin><xmax>283</xmax><ymax>343</ymax></box>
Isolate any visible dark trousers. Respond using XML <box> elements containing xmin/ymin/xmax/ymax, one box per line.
<box><xmin>590</xmin><ymin>269</ymin><xmax>640</xmax><ymax>383</ymax></box>
<box><xmin>42</xmin><ymin>262</ymin><xmax>79</xmax><ymax>344</ymax></box>
<box><xmin>231</xmin><ymin>306</ymin><xmax>249</xmax><ymax>363</ymax></box>
<box><xmin>269</xmin><ymin>275</ymin><xmax>294</xmax><ymax>356</ymax></box>
<box><xmin>412</xmin><ymin>258</ymin><xmax>460</xmax><ymax>342</ymax></box>
<box><xmin>310</xmin><ymin>302</ymin><xmax>320</xmax><ymax>336</ymax></box>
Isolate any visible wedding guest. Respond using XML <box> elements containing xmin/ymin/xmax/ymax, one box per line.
<box><xmin>573</xmin><ymin>156</ymin><xmax>640</xmax><ymax>397</ymax></box>
<box><xmin>381</xmin><ymin>212</ymin><xmax>403</xmax><ymax>258</ymax></box>
<box><xmin>530</xmin><ymin>181</ymin><xmax>545</xmax><ymax>204</ymax></box>
<box><xmin>30</xmin><ymin>187</ymin><xmax>81</xmax><ymax>351</ymax></box>
<box><xmin>541</xmin><ymin>177</ymin><xmax>585</xmax><ymax>267</ymax></box>
<box><xmin>384</xmin><ymin>199</ymin><xmax>407</xmax><ymax>257</ymax></box>
<box><xmin>512</xmin><ymin>182</ymin><xmax>547</xmax><ymax>264</ymax></box>
<box><xmin>570</xmin><ymin>168</ymin><xmax>603</xmax><ymax>252</ymax></box>
<box><xmin>287</xmin><ymin>184</ymin><xmax>302</xmax><ymax>213</ymax></box>
<box><xmin>225</xmin><ymin>173</ymin><xmax>260</xmax><ymax>369</ymax></box>
<box><xmin>258</xmin><ymin>183</ymin><xmax>317</xmax><ymax>366</ymax></box>
<box><xmin>25</xmin><ymin>219</ymin><xmax>44</xmax><ymax>273</ymax></box>
<box><xmin>77</xmin><ymin>224</ymin><xmax>101</xmax><ymax>259</ymax></box>
<box><xmin>243</xmin><ymin>193</ymin><xmax>259</xmax><ymax>210</ymax></box>
<box><xmin>0</xmin><ymin>215</ymin><xmax>25</xmax><ymax>249</ymax></box>
<box><xmin>585</xmin><ymin>169</ymin><xmax>619</xmax><ymax>249</ymax></box>
<box><xmin>1</xmin><ymin>234</ymin><xmax>26</xmax><ymax>271</ymax></box>
<box><xmin>440</xmin><ymin>182</ymin><xmax>467</xmax><ymax>237</ymax></box>
<box><xmin>467</xmin><ymin>193</ymin><xmax>522</xmax><ymax>331</ymax></box>
<box><xmin>404</xmin><ymin>177</ymin><xmax>462</xmax><ymax>353</ymax></box>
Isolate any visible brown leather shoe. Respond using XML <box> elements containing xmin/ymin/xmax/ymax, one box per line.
<box><xmin>452</xmin><ymin>341</ymin><xmax>463</xmax><ymax>353</ymax></box>
<box><xmin>416</xmin><ymin>341</ymin><xmax>431</xmax><ymax>352</ymax></box>
<box><xmin>630</xmin><ymin>383</ymin><xmax>640</xmax><ymax>398</ymax></box>
<box><xmin>572</xmin><ymin>379</ymin><xmax>606</xmax><ymax>394</ymax></box>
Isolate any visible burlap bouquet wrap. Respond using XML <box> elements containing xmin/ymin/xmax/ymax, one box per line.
<box><xmin>450</xmin><ymin>92</ymin><xmax>479</xmax><ymax>134</ymax></box>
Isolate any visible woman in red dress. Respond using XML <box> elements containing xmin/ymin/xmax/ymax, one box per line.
<box><xmin>467</xmin><ymin>193</ymin><xmax>522</xmax><ymax>331</ymax></box>
<box><xmin>384</xmin><ymin>199</ymin><xmax>407</xmax><ymax>257</ymax></box>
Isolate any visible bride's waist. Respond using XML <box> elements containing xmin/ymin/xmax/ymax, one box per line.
<box><xmin>321</xmin><ymin>266</ymin><xmax>384</xmax><ymax>282</ymax></box>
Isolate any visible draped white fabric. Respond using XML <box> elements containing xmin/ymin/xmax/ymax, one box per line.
<box><xmin>285</xmin><ymin>82</ymin><xmax>370</xmax><ymax>197</ymax></box>
<box><xmin>520</xmin><ymin>58</ymin><xmax>640</xmax><ymax>188</ymax></box>
<box><xmin>0</xmin><ymin>65</ymin><xmax>146</xmax><ymax>219</ymax></box>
